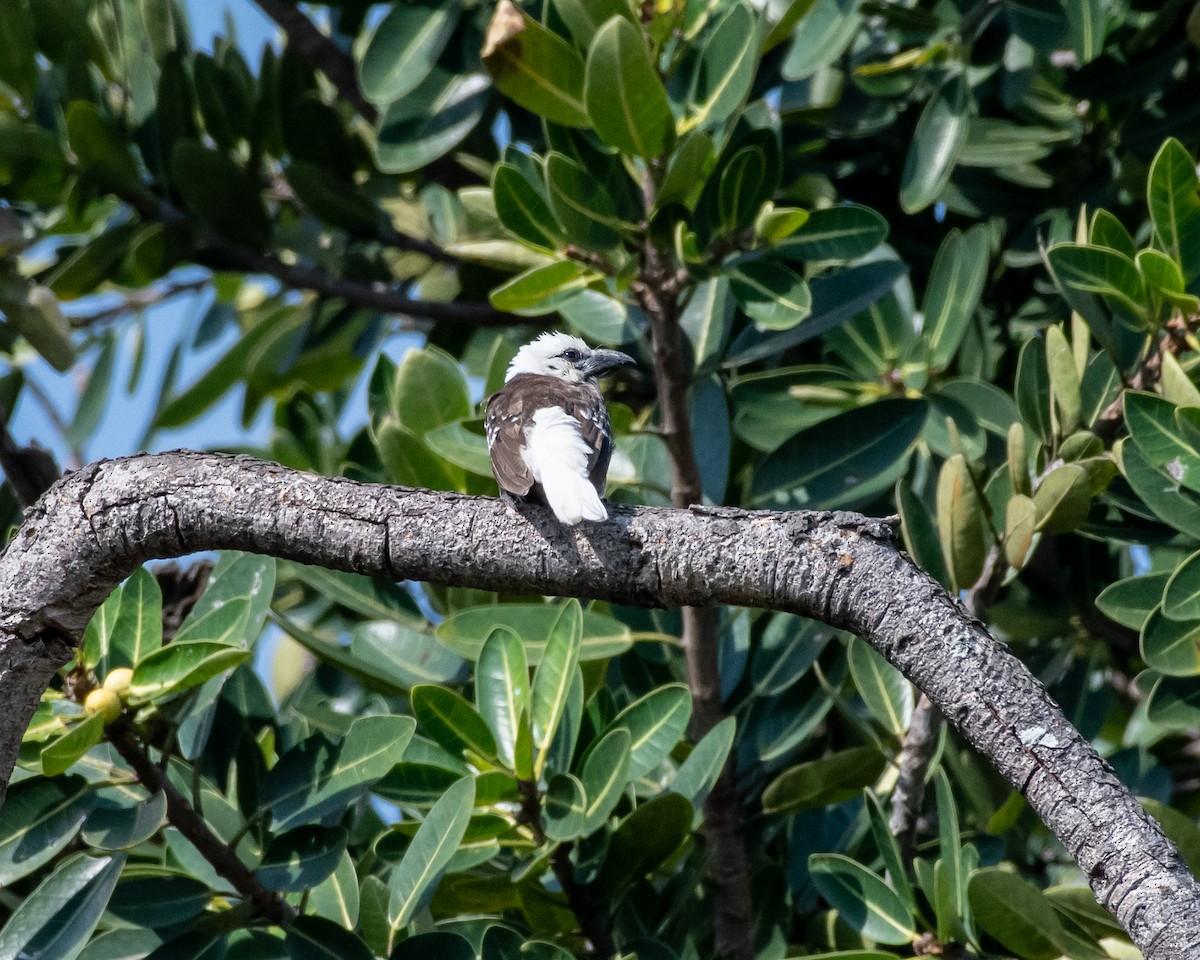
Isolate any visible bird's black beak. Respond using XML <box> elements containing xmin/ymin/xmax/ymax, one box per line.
<box><xmin>582</xmin><ymin>349</ymin><xmax>635</xmax><ymax>377</ymax></box>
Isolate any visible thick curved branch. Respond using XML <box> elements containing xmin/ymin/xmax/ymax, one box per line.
<box><xmin>2</xmin><ymin>453</ymin><xmax>1199</xmax><ymax>958</ymax></box>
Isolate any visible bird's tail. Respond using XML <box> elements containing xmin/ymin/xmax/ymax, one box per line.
<box><xmin>526</xmin><ymin>408</ymin><xmax>608</xmax><ymax>525</ymax></box>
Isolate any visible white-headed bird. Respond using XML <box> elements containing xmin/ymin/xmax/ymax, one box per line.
<box><xmin>485</xmin><ymin>333</ymin><xmax>634</xmax><ymax>525</ymax></box>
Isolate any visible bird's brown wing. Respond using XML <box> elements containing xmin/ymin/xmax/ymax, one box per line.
<box><xmin>485</xmin><ymin>386</ymin><xmax>536</xmax><ymax>497</ymax></box>
<box><xmin>557</xmin><ymin>390</ymin><xmax>612</xmax><ymax>494</ymax></box>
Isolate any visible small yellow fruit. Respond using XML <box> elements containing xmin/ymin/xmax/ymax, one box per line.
<box><xmin>103</xmin><ymin>667</ymin><xmax>134</xmax><ymax>699</ymax></box>
<box><xmin>84</xmin><ymin>688</ymin><xmax>122</xmax><ymax>725</ymax></box>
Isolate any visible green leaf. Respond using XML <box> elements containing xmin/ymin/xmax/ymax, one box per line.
<box><xmin>1015</xmin><ymin>336</ymin><xmax>1052</xmax><ymax>440</ymax></box>
<box><xmin>718</xmin><ymin>146</ymin><xmax>768</xmax><ymax>235</ymax></box>
<box><xmin>774</xmin><ymin>204</ymin><xmax>888</xmax><ymax>261</ymax></box>
<box><xmin>66</xmin><ymin>102</ymin><xmax>141</xmax><ymax>194</ymax></box>
<box><xmin>752</xmin><ymin>399</ymin><xmax>926</xmax><ymax>508</ymax></box>
<box><xmin>258</xmin><ymin>826</ymin><xmax>347</xmax><ymax>893</ymax></box>
<box><xmin>1045</xmin><ymin>324</ymin><xmax>1081</xmax><ymax>434</ymax></box>
<box><xmin>387</xmin><ymin>776</ymin><xmax>476</xmax><ymax>940</ymax></box>
<box><xmin>170</xmin><ymin>140</ymin><xmax>271</xmax><ymax>248</ymax></box>
<box><xmin>107</xmin><ymin>875</ymin><xmax>211</xmax><ymax>929</ymax></box>
<box><xmin>933</xmin><ymin>769</ymin><xmax>964</xmax><ymax>939</ymax></box>
<box><xmin>41</xmin><ymin>714</ymin><xmax>106</xmax><ymax>776</ymax></box>
<box><xmin>128</xmin><ymin>641</ymin><xmax>251</xmax><ymax>704</ymax></box>
<box><xmin>899</xmin><ymin>71</ymin><xmax>969</xmax><ymax>214</ymax></box>
<box><xmin>593</xmin><ymin>793</ymin><xmax>692</xmax><ymax>895</ymax></box>
<box><xmin>436</xmin><ymin>603</ymin><xmax>631</xmax><ymax>662</ymax></box>
<box><xmin>2</xmin><ymin>286</ymin><xmax>75</xmax><ymax>372</ymax></box>
<box><xmin>1141</xmin><ymin>606</ymin><xmax>1200</xmax><ymax>677</ymax></box>
<box><xmin>1032</xmin><ymin>463</ymin><xmax>1092</xmax><ymax>534</ymax></box>
<box><xmin>657</xmin><ymin>130</ymin><xmax>716</xmax><ymax>210</ymax></box>
<box><xmin>864</xmin><ymin>791</ymin><xmax>915</xmax><ymax>912</ymax></box>
<box><xmin>1148</xmin><ymin>138</ymin><xmax>1200</xmax><ymax>286</ymax></box>
<box><xmin>1096</xmin><ymin>573</ymin><xmax>1169</xmax><ymax>631</ymax></box>
<box><xmin>531</xmin><ymin>601</ymin><xmax>583</xmax><ymax>776</ymax></box>
<box><xmin>724</xmin><ymin>260</ymin><xmax>908</xmax><ymax>366</ymax></box>
<box><xmin>671</xmin><ymin>716</ymin><xmax>735</xmax><ymax>807</ymax></box>
<box><xmin>0</xmin><ymin>853</ymin><xmax>124</xmax><ymax>960</ymax></box>
<box><xmin>730</xmin><ymin>258</ymin><xmax>812</xmax><ymax>330</ymax></box>
<box><xmin>924</xmin><ymin>225</ymin><xmax>989</xmax><ymax>371</ymax></box>
<box><xmin>544</xmin><ymin>773</ymin><xmax>587</xmax><ymax>841</ymax></box>
<box><xmin>358</xmin><ymin>0</ymin><xmax>461</xmax><ymax>105</ymax></box>
<box><xmin>808</xmin><ymin>854</ymin><xmax>916</xmax><ymax>945</ymax></box>
<box><xmin>763</xmin><ymin>746</ymin><xmax>887</xmax><ymax>813</ymax></box>
<box><xmin>1004</xmin><ymin>493</ymin><xmax>1038</xmax><ymax>570</ymax></box>
<box><xmin>391</xmin><ymin>345</ymin><xmax>472</xmax><ymax>435</ymax></box>
<box><xmin>897</xmin><ymin>478</ymin><xmax>952</xmax><ymax>589</ymax></box>
<box><xmin>545</xmin><ymin>151</ymin><xmax>623</xmax><ymax>250</ymax></box>
<box><xmin>493</xmin><ymin>162</ymin><xmax>565</xmax><ymax>250</ymax></box>
<box><xmin>82</xmin><ymin>590</ymin><xmax>123</xmax><ymax>673</ymax></box>
<box><xmin>847</xmin><ymin>638</ymin><xmax>913</xmax><ymax>736</ymax></box>
<box><xmin>1164</xmin><ymin>551</ymin><xmax>1200</xmax><ymax>621</ymax></box>
<box><xmin>81</xmin><ymin>791</ymin><xmax>166</xmax><ymax>851</ymax></box>
<box><xmin>109</xmin><ymin>567</ymin><xmax>163</xmax><ymax>670</ymax></box>
<box><xmin>684</xmin><ymin>2</ymin><xmax>760</xmax><ymax>132</ymax></box>
<box><xmin>484</xmin><ymin>2</ymin><xmax>589</xmax><ymax>127</ymax></box>
<box><xmin>477</xmin><ymin>628</ymin><xmax>531</xmax><ymax>771</ymax></box>
<box><xmin>1118</xmin><ymin>438</ymin><xmax>1200</xmax><ymax>540</ymax></box>
<box><xmin>489</xmin><ymin>259</ymin><xmax>599</xmax><ymax>314</ymax></box>
<box><xmin>413</xmin><ymin>685</ymin><xmax>499</xmax><ymax>763</ymax></box>
<box><xmin>263</xmin><ymin>715</ymin><xmax>416</xmax><ymax>831</ymax></box>
<box><xmin>308</xmin><ymin>852</ymin><xmax>360</xmax><ymax>928</ymax></box>
<box><xmin>584</xmin><ymin>16</ymin><xmax>674</xmax><ymax>157</ymax></box>
<box><xmin>606</xmin><ymin>684</ymin><xmax>692</xmax><ymax>780</ymax></box>
<box><xmin>285</xmin><ymin>161</ymin><xmax>380</xmax><ymax>233</ymax></box>
<box><xmin>351</xmin><ymin>622</ymin><xmax>464</xmax><ymax>686</ymax></box>
<box><xmin>1066</xmin><ymin>0</ymin><xmax>1105</xmax><ymax>64</ymax></box>
<box><xmin>285</xmin><ymin>916</ymin><xmax>374</xmax><ymax>960</ymax></box>
<box><xmin>581</xmin><ymin>727</ymin><xmax>632</xmax><ymax>834</ymax></box>
<box><xmin>780</xmin><ymin>0</ymin><xmax>861</xmax><ymax>79</ymax></box>
<box><xmin>968</xmin><ymin>868</ymin><xmax>1067</xmax><ymax>960</ymax></box>
<box><xmin>374</xmin><ymin>70</ymin><xmax>489</xmax><ymax>175</ymax></box>
<box><xmin>762</xmin><ymin>0</ymin><xmax>818</xmax><ymax>52</ymax></box>
<box><xmin>0</xmin><ymin>775</ymin><xmax>93</xmax><ymax>884</ymax></box>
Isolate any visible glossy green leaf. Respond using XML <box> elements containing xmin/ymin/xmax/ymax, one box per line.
<box><xmin>718</xmin><ymin>146</ymin><xmax>767</xmax><ymax>235</ymax></box>
<box><xmin>780</xmin><ymin>0</ymin><xmax>861</xmax><ymax>79</ymax></box>
<box><xmin>752</xmin><ymin>399</ymin><xmax>926</xmax><ymax>507</ymax></box>
<box><xmin>128</xmin><ymin>641</ymin><xmax>250</xmax><ymax>705</ymax></box>
<box><xmin>1148</xmin><ymin>138</ymin><xmax>1200</xmax><ymax>285</ymax></box>
<box><xmin>1015</xmin><ymin>336</ymin><xmax>1052</xmax><ymax>440</ymax></box>
<box><xmin>492</xmin><ymin>162</ymin><xmax>565</xmax><ymax>250</ymax></box>
<box><xmin>605</xmin><ymin>684</ymin><xmax>692</xmax><ymax>780</ymax></box>
<box><xmin>762</xmin><ymin>0</ymin><xmax>818</xmax><ymax>53</ymax></box>
<box><xmin>308</xmin><ymin>851</ymin><xmax>360</xmax><ymax>928</ymax></box>
<box><xmin>1045</xmin><ymin>324</ymin><xmax>1081</xmax><ymax>434</ymax></box>
<box><xmin>924</xmin><ymin>225</ymin><xmax>989</xmax><ymax>371</ymax></box>
<box><xmin>847</xmin><ymin>638</ymin><xmax>912</xmax><ymax>736</ymax></box>
<box><xmin>412</xmin><ymin>685</ymin><xmax>499</xmax><ymax>763</ymax></box>
<box><xmin>763</xmin><ymin>746</ymin><xmax>887</xmax><ymax>813</ymax></box>
<box><xmin>544</xmin><ymin>773</ymin><xmax>587</xmax><ymax>841</ymax></box>
<box><xmin>896</xmin><ymin>478</ymin><xmax>952</xmax><ymax>589</ymax></box>
<box><xmin>545</xmin><ymin>152</ymin><xmax>623</xmax><ymax>250</ymax></box>
<box><xmin>899</xmin><ymin>71</ymin><xmax>969</xmax><ymax>214</ymax></box>
<box><xmin>684</xmin><ymin>2</ymin><xmax>760</xmax><ymax>131</ymax></box>
<box><xmin>531</xmin><ymin>601</ymin><xmax>583</xmax><ymax>775</ymax></box>
<box><xmin>1118</xmin><ymin>438</ymin><xmax>1200</xmax><ymax>540</ymax></box>
<box><xmin>581</xmin><ymin>727</ymin><xmax>632</xmax><ymax>834</ymax></box>
<box><xmin>82</xmin><ymin>791</ymin><xmax>166</xmax><ymax>852</ymax></box>
<box><xmin>264</xmin><ymin>715</ymin><xmax>415</xmax><ymax>831</ymax></box>
<box><xmin>0</xmin><ymin>853</ymin><xmax>124</xmax><ymax>960</ymax></box>
<box><xmin>1141</xmin><ymin>607</ymin><xmax>1200</xmax><ymax>677</ymax></box>
<box><xmin>730</xmin><ymin>258</ymin><xmax>812</xmax><ymax>330</ymax></box>
<box><xmin>1004</xmin><ymin>493</ymin><xmax>1038</xmax><ymax>570</ymax></box>
<box><xmin>593</xmin><ymin>793</ymin><xmax>692</xmax><ymax>895</ymax></box>
<box><xmin>1096</xmin><ymin>572</ymin><xmax>1169</xmax><ymax>631</ymax></box>
<box><xmin>66</xmin><ymin>102</ymin><xmax>140</xmax><ymax>194</ymax></box>
<box><xmin>864</xmin><ymin>791</ymin><xmax>915</xmax><ymax>911</ymax></box>
<box><xmin>387</xmin><ymin>775</ymin><xmax>476</xmax><ymax>939</ymax></box>
<box><xmin>968</xmin><ymin>868</ymin><xmax>1066</xmax><ymax>960</ymax></box>
<box><xmin>436</xmin><ymin>603</ymin><xmax>631</xmax><ymax>662</ymax></box>
<box><xmin>1164</xmin><ymin>551</ymin><xmax>1200</xmax><ymax>621</ymax></box>
<box><xmin>490</xmin><ymin>259</ymin><xmax>599</xmax><ymax>314</ymax></box>
<box><xmin>657</xmin><ymin>130</ymin><xmax>716</xmax><ymax>210</ymax></box>
<box><xmin>476</xmin><ymin>628</ymin><xmax>530</xmax><ymax>771</ymax></box>
<box><xmin>41</xmin><ymin>714</ymin><xmax>106</xmax><ymax>776</ymax></box>
<box><xmin>774</xmin><ymin>204</ymin><xmax>888</xmax><ymax>261</ymax></box>
<box><xmin>351</xmin><ymin>621</ymin><xmax>464</xmax><ymax>687</ymax></box>
<box><xmin>585</xmin><ymin>17</ymin><xmax>673</xmax><ymax>157</ymax></box>
<box><xmin>285</xmin><ymin>161</ymin><xmax>379</xmax><ymax>234</ymax></box>
<box><xmin>374</xmin><ymin>71</ymin><xmax>489</xmax><ymax>175</ymax></box>
<box><xmin>484</xmin><ymin>2</ymin><xmax>589</xmax><ymax>127</ymax></box>
<box><xmin>671</xmin><ymin>716</ymin><xmax>735</xmax><ymax>807</ymax></box>
<box><xmin>107</xmin><ymin>875</ymin><xmax>212</xmax><ymax>929</ymax></box>
<box><xmin>81</xmin><ymin>590</ymin><xmax>122</xmax><ymax>674</ymax></box>
<box><xmin>358</xmin><ymin>0</ymin><xmax>461</xmax><ymax>105</ymax></box>
<box><xmin>108</xmin><ymin>567</ymin><xmax>163</xmax><ymax>670</ymax></box>
<box><xmin>285</xmin><ymin>916</ymin><xmax>373</xmax><ymax>960</ymax></box>
<box><xmin>0</xmin><ymin>775</ymin><xmax>93</xmax><ymax>884</ymax></box>
<box><xmin>808</xmin><ymin>854</ymin><xmax>916</xmax><ymax>945</ymax></box>
<box><xmin>1066</xmin><ymin>0</ymin><xmax>1105</xmax><ymax>64</ymax></box>
<box><xmin>259</xmin><ymin>826</ymin><xmax>347</xmax><ymax>893</ymax></box>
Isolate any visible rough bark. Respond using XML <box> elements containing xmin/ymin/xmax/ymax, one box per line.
<box><xmin>2</xmin><ymin>452</ymin><xmax>1199</xmax><ymax>958</ymax></box>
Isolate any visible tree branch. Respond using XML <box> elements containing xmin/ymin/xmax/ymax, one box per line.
<box><xmin>2</xmin><ymin>453</ymin><xmax>1200</xmax><ymax>958</ymax></box>
<box><xmin>118</xmin><ymin>191</ymin><xmax>516</xmax><ymax>328</ymax></box>
<box><xmin>252</xmin><ymin>0</ymin><xmax>378</xmax><ymax>124</ymax></box>
<box><xmin>0</xmin><ymin>406</ymin><xmax>59</xmax><ymax>507</ymax></box>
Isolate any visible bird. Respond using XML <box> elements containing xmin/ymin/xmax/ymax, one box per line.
<box><xmin>485</xmin><ymin>332</ymin><xmax>634</xmax><ymax>525</ymax></box>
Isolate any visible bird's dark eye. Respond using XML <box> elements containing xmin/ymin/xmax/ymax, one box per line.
<box><xmin>561</xmin><ymin>348</ymin><xmax>582</xmax><ymax>362</ymax></box>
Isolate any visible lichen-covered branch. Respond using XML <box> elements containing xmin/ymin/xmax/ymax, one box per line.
<box><xmin>1</xmin><ymin>453</ymin><xmax>1199</xmax><ymax>958</ymax></box>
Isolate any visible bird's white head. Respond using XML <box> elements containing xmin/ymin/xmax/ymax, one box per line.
<box><xmin>505</xmin><ymin>332</ymin><xmax>634</xmax><ymax>384</ymax></box>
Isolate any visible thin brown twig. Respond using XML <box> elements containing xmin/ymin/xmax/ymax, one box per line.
<box><xmin>107</xmin><ymin>718</ymin><xmax>294</xmax><ymax>925</ymax></box>
<box><xmin>66</xmin><ymin>277</ymin><xmax>209</xmax><ymax>329</ymax></box>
